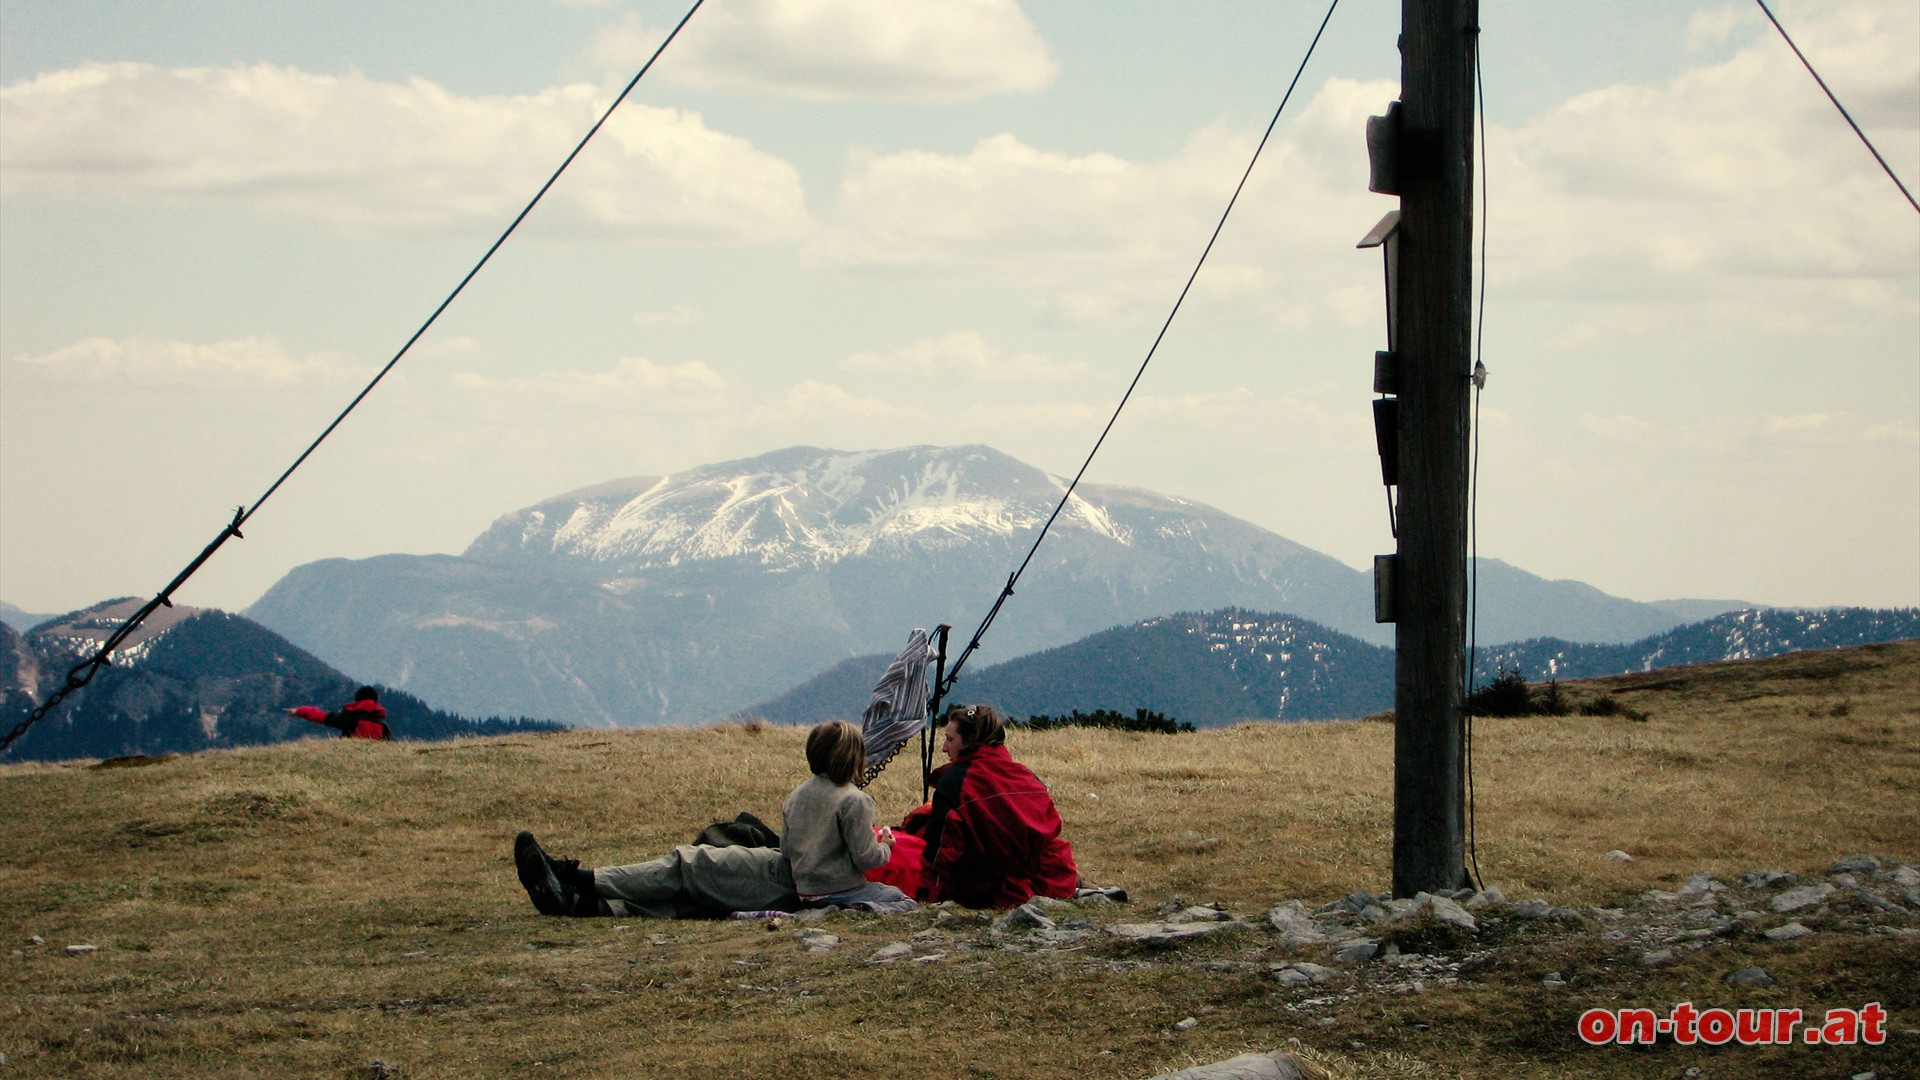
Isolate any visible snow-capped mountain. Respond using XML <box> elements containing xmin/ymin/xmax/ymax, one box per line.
<box><xmin>247</xmin><ymin>444</ymin><xmax>1712</xmax><ymax>727</ymax></box>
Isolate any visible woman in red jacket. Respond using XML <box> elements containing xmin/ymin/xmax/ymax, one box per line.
<box><xmin>287</xmin><ymin>686</ymin><xmax>390</xmax><ymax>740</ymax></box>
<box><xmin>906</xmin><ymin>703</ymin><xmax>1078</xmax><ymax>909</ymax></box>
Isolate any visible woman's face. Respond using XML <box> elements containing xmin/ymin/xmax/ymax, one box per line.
<box><xmin>940</xmin><ymin>718</ymin><xmax>966</xmax><ymax>762</ymax></box>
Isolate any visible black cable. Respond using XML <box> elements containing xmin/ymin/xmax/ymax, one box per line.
<box><xmin>1463</xmin><ymin>35</ymin><xmax>1489</xmax><ymax>894</ymax></box>
<box><xmin>939</xmin><ymin>0</ymin><xmax>1345</xmax><ymax>694</ymax></box>
<box><xmin>2</xmin><ymin>0</ymin><xmax>709</xmax><ymax>756</ymax></box>
<box><xmin>1753</xmin><ymin>0</ymin><xmax>1918</xmax><ymax>214</ymax></box>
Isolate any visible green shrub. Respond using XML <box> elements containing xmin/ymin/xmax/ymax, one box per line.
<box><xmin>1465</xmin><ymin>668</ymin><xmax>1532</xmax><ymax>717</ymax></box>
<box><xmin>1012</xmin><ymin>708</ymin><xmax>1195</xmax><ymax>734</ymax></box>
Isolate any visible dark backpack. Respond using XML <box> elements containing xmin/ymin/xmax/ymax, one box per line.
<box><xmin>693</xmin><ymin>811</ymin><xmax>780</xmax><ymax>849</ymax></box>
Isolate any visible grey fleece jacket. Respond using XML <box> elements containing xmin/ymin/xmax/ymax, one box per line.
<box><xmin>781</xmin><ymin>774</ymin><xmax>891</xmax><ymax>896</ymax></box>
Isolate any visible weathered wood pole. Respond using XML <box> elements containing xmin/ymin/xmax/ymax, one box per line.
<box><xmin>1392</xmin><ymin>0</ymin><xmax>1477</xmax><ymax>898</ymax></box>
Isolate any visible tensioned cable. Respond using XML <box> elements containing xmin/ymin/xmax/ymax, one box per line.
<box><xmin>1464</xmin><ymin>37</ymin><xmax>1490</xmax><ymax>894</ymax></box>
<box><xmin>1753</xmin><ymin>0</ymin><xmax>1917</xmax><ymax>214</ymax></box>
<box><xmin>1</xmin><ymin>0</ymin><xmax>709</xmax><ymax>756</ymax></box>
<box><xmin>935</xmin><ymin>0</ymin><xmax>1345</xmax><ymax>699</ymax></box>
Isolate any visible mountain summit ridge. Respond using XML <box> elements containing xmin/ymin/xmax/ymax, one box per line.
<box><xmin>248</xmin><ymin>444</ymin><xmax>1730</xmax><ymax>727</ymax></box>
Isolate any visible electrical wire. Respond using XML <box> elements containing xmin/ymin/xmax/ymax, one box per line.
<box><xmin>1753</xmin><ymin>0</ymin><xmax>1917</xmax><ymax>214</ymax></box>
<box><xmin>936</xmin><ymin>0</ymin><xmax>1345</xmax><ymax>699</ymax></box>
<box><xmin>1</xmin><ymin>0</ymin><xmax>710</xmax><ymax>756</ymax></box>
<box><xmin>1463</xmin><ymin>35</ymin><xmax>1490</xmax><ymax>894</ymax></box>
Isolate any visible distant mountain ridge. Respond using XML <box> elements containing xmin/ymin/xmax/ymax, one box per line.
<box><xmin>1</xmin><ymin>602</ymin><xmax>560</xmax><ymax>763</ymax></box>
<box><xmin>247</xmin><ymin>444</ymin><xmax>1751</xmax><ymax>727</ymax></box>
<box><xmin>748</xmin><ymin>606</ymin><xmax>1920</xmax><ymax>729</ymax></box>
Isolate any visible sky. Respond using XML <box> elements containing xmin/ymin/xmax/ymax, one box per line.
<box><xmin>1</xmin><ymin>0</ymin><xmax>1916</xmax><ymax>620</ymax></box>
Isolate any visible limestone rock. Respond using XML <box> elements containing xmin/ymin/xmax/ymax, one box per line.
<box><xmin>1265</xmin><ymin>901</ymin><xmax>1332</xmax><ymax>948</ymax></box>
<box><xmin>1108</xmin><ymin>919</ymin><xmax>1246</xmax><ymax>949</ymax></box>
<box><xmin>1272</xmin><ymin>961</ymin><xmax>1346</xmax><ymax>987</ymax></box>
<box><xmin>1333</xmin><ymin>938</ymin><xmax>1379</xmax><ymax>963</ymax></box>
<box><xmin>1771</xmin><ymin>883</ymin><xmax>1836</xmax><ymax>913</ymax></box>
<box><xmin>1829</xmin><ymin>855</ymin><xmax>1881</xmax><ymax>876</ymax></box>
<box><xmin>1146</xmin><ymin>1051</ymin><xmax>1308</xmax><ymax>1080</ymax></box>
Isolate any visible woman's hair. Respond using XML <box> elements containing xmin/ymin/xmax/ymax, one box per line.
<box><xmin>805</xmin><ymin>720</ymin><xmax>867</xmax><ymax>785</ymax></box>
<box><xmin>942</xmin><ymin>703</ymin><xmax>1007</xmax><ymax>749</ymax></box>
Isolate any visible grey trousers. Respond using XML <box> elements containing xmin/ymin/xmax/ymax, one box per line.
<box><xmin>593</xmin><ymin>844</ymin><xmax>798</xmax><ymax>919</ymax></box>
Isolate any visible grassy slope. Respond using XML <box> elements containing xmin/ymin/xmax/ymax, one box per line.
<box><xmin>2</xmin><ymin>641</ymin><xmax>1916</xmax><ymax>1078</ymax></box>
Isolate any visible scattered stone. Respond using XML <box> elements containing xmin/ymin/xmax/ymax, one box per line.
<box><xmin>1145</xmin><ymin>1051</ymin><xmax>1309</xmax><ymax>1080</ymax></box>
<box><xmin>1744</xmin><ymin>869</ymin><xmax>1798</xmax><ymax>889</ymax></box>
<box><xmin>26</xmin><ymin>935</ymin><xmax>44</xmax><ymax>947</ymax></box>
<box><xmin>1541</xmin><ymin>972</ymin><xmax>1567</xmax><ymax>988</ymax></box>
<box><xmin>1891</xmin><ymin>865</ymin><xmax>1920</xmax><ymax>889</ymax></box>
<box><xmin>1830</xmin><ymin>855</ymin><xmax>1881</xmax><ymax>876</ymax></box>
<box><xmin>65</xmin><ymin>944</ymin><xmax>98</xmax><ymax>956</ymax></box>
<box><xmin>866</xmin><ymin>943</ymin><xmax>913</xmax><ymax>965</ymax></box>
<box><xmin>1029</xmin><ymin>928</ymin><xmax>1094</xmax><ymax>947</ymax></box>
<box><xmin>1174</xmin><ymin>1016</ymin><xmax>1200</xmax><ymax>1031</ymax></box>
<box><xmin>993</xmin><ymin>903</ymin><xmax>1056</xmax><ymax>933</ymax></box>
<box><xmin>1725</xmin><ymin>967</ymin><xmax>1773</xmax><ymax>987</ymax></box>
<box><xmin>1108</xmin><ymin>920</ymin><xmax>1246</xmax><ymax>949</ymax></box>
<box><xmin>1167</xmin><ymin>905</ymin><xmax>1235</xmax><ymax>924</ymax></box>
<box><xmin>1319</xmin><ymin>890</ymin><xmax>1378</xmax><ymax>916</ymax></box>
<box><xmin>1639</xmin><ymin>949</ymin><xmax>1673</xmax><ymax>967</ymax></box>
<box><xmin>1603</xmin><ymin>849</ymin><xmax>1634</xmax><ymax>863</ymax></box>
<box><xmin>1678</xmin><ymin>872</ymin><xmax>1725</xmax><ymax>896</ymax></box>
<box><xmin>1355</xmin><ymin>904</ymin><xmax>1389</xmax><ymax>925</ymax></box>
<box><xmin>1380</xmin><ymin>898</ymin><xmax>1420</xmax><ymax>921</ymax></box>
<box><xmin>365</xmin><ymin>1061</ymin><xmax>396</xmax><ymax>1080</ymax></box>
<box><xmin>1333</xmin><ymin>938</ymin><xmax>1379</xmax><ymax>964</ymax></box>
<box><xmin>798</xmin><ymin>929</ymin><xmax>840</xmax><ymax>953</ymax></box>
<box><xmin>1772</xmin><ymin>883</ymin><xmax>1836</xmax><ymax>913</ymax></box>
<box><xmin>1266</xmin><ymin>901</ymin><xmax>1332</xmax><ymax>948</ymax></box>
<box><xmin>1511</xmin><ymin>899</ymin><xmax>1579</xmax><ymax>922</ymax></box>
<box><xmin>1272</xmin><ymin>962</ymin><xmax>1345</xmax><ymax>987</ymax></box>
<box><xmin>912</xmin><ymin>952</ymin><xmax>946</xmax><ymax>964</ymax></box>
<box><xmin>1849</xmin><ymin>886</ymin><xmax>1908</xmax><ymax>914</ymax></box>
<box><xmin>1463</xmin><ymin>887</ymin><xmax>1506</xmax><ymax>908</ymax></box>
<box><xmin>1852</xmin><ymin>1071</ymin><xmax>1879</xmax><ymax>1080</ymax></box>
<box><xmin>1412</xmin><ymin>891</ymin><xmax>1478</xmax><ymax>933</ymax></box>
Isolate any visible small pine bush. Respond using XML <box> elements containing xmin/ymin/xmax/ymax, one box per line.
<box><xmin>1012</xmin><ymin>708</ymin><xmax>1195</xmax><ymax>734</ymax></box>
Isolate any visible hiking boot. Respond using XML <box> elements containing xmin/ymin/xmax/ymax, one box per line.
<box><xmin>515</xmin><ymin>831</ymin><xmax>583</xmax><ymax>916</ymax></box>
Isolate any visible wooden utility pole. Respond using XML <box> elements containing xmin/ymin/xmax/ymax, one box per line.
<box><xmin>1391</xmin><ymin>0</ymin><xmax>1477</xmax><ymax>897</ymax></box>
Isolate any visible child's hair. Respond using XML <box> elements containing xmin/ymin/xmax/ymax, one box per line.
<box><xmin>942</xmin><ymin>703</ymin><xmax>1007</xmax><ymax>749</ymax></box>
<box><xmin>805</xmin><ymin>720</ymin><xmax>867</xmax><ymax>785</ymax></box>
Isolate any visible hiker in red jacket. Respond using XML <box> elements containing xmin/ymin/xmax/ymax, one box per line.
<box><xmin>287</xmin><ymin>686</ymin><xmax>390</xmax><ymax>741</ymax></box>
<box><xmin>902</xmin><ymin>703</ymin><xmax>1079</xmax><ymax>909</ymax></box>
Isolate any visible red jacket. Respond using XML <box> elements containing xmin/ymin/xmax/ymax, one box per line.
<box><xmin>909</xmin><ymin>743</ymin><xmax>1078</xmax><ymax>909</ymax></box>
<box><xmin>293</xmin><ymin>699</ymin><xmax>390</xmax><ymax>741</ymax></box>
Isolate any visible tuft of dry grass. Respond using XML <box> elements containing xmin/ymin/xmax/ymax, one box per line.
<box><xmin>2</xmin><ymin>640</ymin><xmax>1916</xmax><ymax>1078</ymax></box>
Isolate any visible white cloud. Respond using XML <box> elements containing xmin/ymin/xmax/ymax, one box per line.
<box><xmin>588</xmin><ymin>0</ymin><xmax>1054</xmax><ymax>102</ymax></box>
<box><xmin>1581</xmin><ymin>412</ymin><xmax>1657</xmax><ymax>440</ymax></box>
<box><xmin>839</xmin><ymin>331</ymin><xmax>1089</xmax><ymax>382</ymax></box>
<box><xmin>805</xmin><ymin>78</ymin><xmax>1400</xmax><ymax>329</ymax></box>
<box><xmin>1764</xmin><ymin>411</ymin><xmax>1830</xmax><ymax>434</ymax></box>
<box><xmin>5</xmin><ymin>336</ymin><xmax>361</xmax><ymax>387</ymax></box>
<box><xmin>0</xmin><ymin>62</ymin><xmax>812</xmax><ymax>241</ymax></box>
<box><xmin>634</xmin><ymin>305</ymin><xmax>702</xmax><ymax>328</ymax></box>
<box><xmin>1492</xmin><ymin>0</ymin><xmax>1919</xmax><ymax>316</ymax></box>
<box><xmin>447</xmin><ymin>356</ymin><xmax>728</xmax><ymax>413</ymax></box>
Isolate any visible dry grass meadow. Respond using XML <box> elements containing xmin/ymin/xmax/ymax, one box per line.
<box><xmin>3</xmin><ymin>640</ymin><xmax>1917</xmax><ymax>1078</ymax></box>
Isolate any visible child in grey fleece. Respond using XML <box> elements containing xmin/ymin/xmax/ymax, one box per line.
<box><xmin>782</xmin><ymin>721</ymin><xmax>916</xmax><ymax>911</ymax></box>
